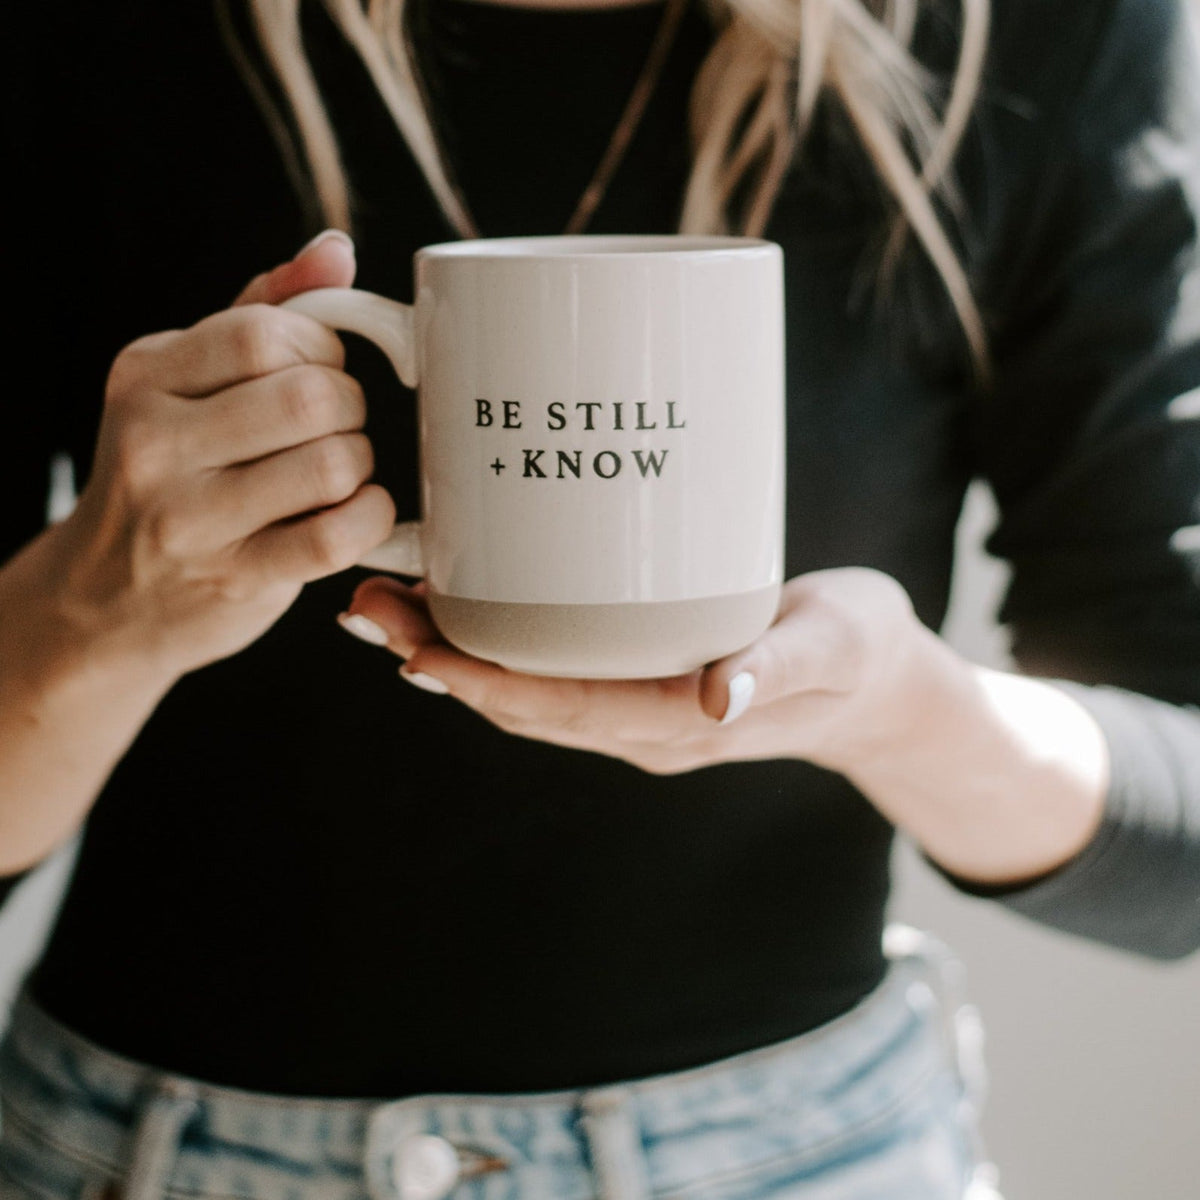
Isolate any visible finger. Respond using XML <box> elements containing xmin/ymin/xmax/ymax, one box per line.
<box><xmin>201</xmin><ymin>433</ymin><xmax>376</xmax><ymax>544</ymax></box>
<box><xmin>698</xmin><ymin>584</ymin><xmax>850</xmax><ymax>722</ymax></box>
<box><xmin>149</xmin><ymin>305</ymin><xmax>347</xmax><ymax>398</ymax></box>
<box><xmin>184</xmin><ymin>365</ymin><xmax>367</xmax><ymax>468</ymax></box>
<box><xmin>237</xmin><ymin>483</ymin><xmax>397</xmax><ymax>585</ymax></box>
<box><xmin>234</xmin><ymin>230</ymin><xmax>357</xmax><ymax>307</ymax></box>
<box><xmin>342</xmin><ymin>577</ymin><xmax>441</xmax><ymax>655</ymax></box>
<box><xmin>399</xmin><ymin>642</ymin><xmax>707</xmax><ymax>744</ymax></box>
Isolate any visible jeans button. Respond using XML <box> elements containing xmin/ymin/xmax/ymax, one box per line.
<box><xmin>391</xmin><ymin>1134</ymin><xmax>461</xmax><ymax>1200</ymax></box>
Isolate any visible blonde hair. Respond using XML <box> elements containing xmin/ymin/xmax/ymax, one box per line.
<box><xmin>237</xmin><ymin>0</ymin><xmax>990</xmax><ymax>367</ymax></box>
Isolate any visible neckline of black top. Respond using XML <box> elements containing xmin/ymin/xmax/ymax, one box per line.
<box><xmin>410</xmin><ymin>0</ymin><xmax>711</xmax><ymax>237</ymax></box>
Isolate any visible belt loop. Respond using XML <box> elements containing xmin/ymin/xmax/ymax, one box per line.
<box><xmin>885</xmin><ymin>924</ymin><xmax>966</xmax><ymax>1082</ymax></box>
<box><xmin>579</xmin><ymin>1087</ymin><xmax>650</xmax><ymax>1200</ymax></box>
<box><xmin>884</xmin><ymin>924</ymin><xmax>1004</xmax><ymax>1199</ymax></box>
<box><xmin>122</xmin><ymin>1080</ymin><xmax>200</xmax><ymax>1200</ymax></box>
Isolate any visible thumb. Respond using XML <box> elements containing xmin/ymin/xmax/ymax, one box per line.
<box><xmin>233</xmin><ymin>229</ymin><xmax>357</xmax><ymax>307</ymax></box>
<box><xmin>697</xmin><ymin>588</ymin><xmax>842</xmax><ymax>723</ymax></box>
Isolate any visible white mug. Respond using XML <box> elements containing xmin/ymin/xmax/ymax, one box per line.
<box><xmin>284</xmin><ymin>235</ymin><xmax>785</xmax><ymax>679</ymax></box>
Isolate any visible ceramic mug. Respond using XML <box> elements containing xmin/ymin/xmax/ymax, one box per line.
<box><xmin>284</xmin><ymin>235</ymin><xmax>785</xmax><ymax>679</ymax></box>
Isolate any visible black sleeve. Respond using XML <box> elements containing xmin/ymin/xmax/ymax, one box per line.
<box><xmin>5</xmin><ymin>4</ymin><xmax>104</xmax><ymax>556</ymax></box>
<box><xmin>1</xmin><ymin>9</ymin><xmax>94</xmax><ymax>906</ymax></box>
<box><xmin>2</xmin><ymin>10</ymin><xmax>59</xmax><ymax>566</ymax></box>
<box><xmin>959</xmin><ymin>0</ymin><xmax>1200</xmax><ymax>959</ymax></box>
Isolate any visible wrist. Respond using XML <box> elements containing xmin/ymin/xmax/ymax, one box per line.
<box><xmin>842</xmin><ymin>635</ymin><xmax>1109</xmax><ymax>885</ymax></box>
<box><xmin>817</xmin><ymin>617</ymin><xmax>955</xmax><ymax>777</ymax></box>
<box><xmin>0</xmin><ymin>523</ymin><xmax>179</xmax><ymax>877</ymax></box>
<box><xmin>1</xmin><ymin>520</ymin><xmax>180</xmax><ymax>707</ymax></box>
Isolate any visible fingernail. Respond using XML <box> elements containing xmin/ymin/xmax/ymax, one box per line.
<box><xmin>720</xmin><ymin>672</ymin><xmax>756</xmax><ymax>725</ymax></box>
<box><xmin>300</xmin><ymin>228</ymin><xmax>355</xmax><ymax>256</ymax></box>
<box><xmin>337</xmin><ymin>612</ymin><xmax>389</xmax><ymax>646</ymax></box>
<box><xmin>400</xmin><ymin>667</ymin><xmax>450</xmax><ymax>695</ymax></box>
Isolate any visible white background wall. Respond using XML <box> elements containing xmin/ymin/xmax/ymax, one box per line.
<box><xmin>1</xmin><ymin>483</ymin><xmax>1198</xmax><ymax>1198</ymax></box>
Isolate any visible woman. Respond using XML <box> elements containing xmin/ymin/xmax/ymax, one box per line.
<box><xmin>1</xmin><ymin>0</ymin><xmax>1197</xmax><ymax>1196</ymax></box>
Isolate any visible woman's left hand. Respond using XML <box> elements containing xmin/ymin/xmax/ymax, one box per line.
<box><xmin>339</xmin><ymin>568</ymin><xmax>941</xmax><ymax>778</ymax></box>
<box><xmin>341</xmin><ymin>567</ymin><xmax>1108</xmax><ymax>884</ymax></box>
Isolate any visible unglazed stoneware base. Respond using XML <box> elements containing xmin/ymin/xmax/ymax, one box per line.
<box><xmin>428</xmin><ymin>584</ymin><xmax>781</xmax><ymax>679</ymax></box>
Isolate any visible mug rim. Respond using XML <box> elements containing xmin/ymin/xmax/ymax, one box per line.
<box><xmin>416</xmin><ymin>235</ymin><xmax>779</xmax><ymax>261</ymax></box>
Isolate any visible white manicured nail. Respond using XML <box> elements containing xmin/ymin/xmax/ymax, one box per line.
<box><xmin>337</xmin><ymin>612</ymin><xmax>389</xmax><ymax>646</ymax></box>
<box><xmin>720</xmin><ymin>672</ymin><xmax>756</xmax><ymax>725</ymax></box>
<box><xmin>401</xmin><ymin>669</ymin><xmax>450</xmax><ymax>695</ymax></box>
<box><xmin>300</xmin><ymin>228</ymin><xmax>355</xmax><ymax>255</ymax></box>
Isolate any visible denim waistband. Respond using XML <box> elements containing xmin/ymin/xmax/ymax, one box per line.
<box><xmin>0</xmin><ymin>930</ymin><xmax>986</xmax><ymax>1200</ymax></box>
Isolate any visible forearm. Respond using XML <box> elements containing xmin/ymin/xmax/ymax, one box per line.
<box><xmin>0</xmin><ymin>524</ymin><xmax>175</xmax><ymax>875</ymax></box>
<box><xmin>844</xmin><ymin>628</ymin><xmax>1109</xmax><ymax>886</ymax></box>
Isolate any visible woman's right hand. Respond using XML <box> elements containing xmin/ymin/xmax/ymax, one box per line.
<box><xmin>44</xmin><ymin>231</ymin><xmax>397</xmax><ymax>682</ymax></box>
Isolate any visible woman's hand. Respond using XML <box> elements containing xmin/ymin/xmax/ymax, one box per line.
<box><xmin>341</xmin><ymin>568</ymin><xmax>932</xmax><ymax>777</ymax></box>
<box><xmin>0</xmin><ymin>231</ymin><xmax>402</xmax><ymax>873</ymax></box>
<box><xmin>341</xmin><ymin>568</ymin><xmax>1108</xmax><ymax>886</ymax></box>
<box><xmin>41</xmin><ymin>231</ymin><xmax>396</xmax><ymax>682</ymax></box>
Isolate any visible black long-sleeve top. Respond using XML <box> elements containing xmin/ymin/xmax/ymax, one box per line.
<box><xmin>2</xmin><ymin>0</ymin><xmax>1198</xmax><ymax>1098</ymax></box>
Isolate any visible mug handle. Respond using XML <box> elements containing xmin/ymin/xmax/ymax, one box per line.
<box><xmin>281</xmin><ymin>288</ymin><xmax>425</xmax><ymax>575</ymax></box>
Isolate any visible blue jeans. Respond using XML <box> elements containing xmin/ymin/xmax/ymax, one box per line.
<box><xmin>0</xmin><ymin>928</ymin><xmax>1000</xmax><ymax>1200</ymax></box>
